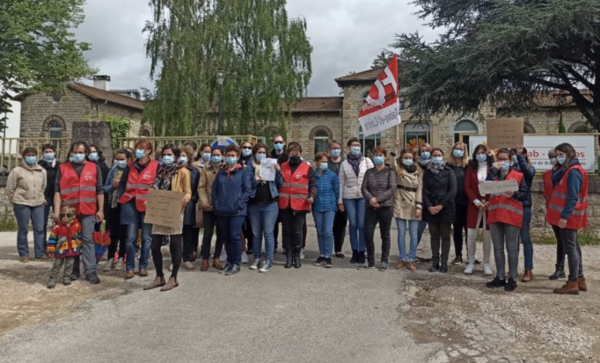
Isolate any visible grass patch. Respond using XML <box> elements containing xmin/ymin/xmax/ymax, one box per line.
<box><xmin>0</xmin><ymin>215</ymin><xmax>17</xmax><ymax>232</ymax></box>
<box><xmin>532</xmin><ymin>229</ymin><xmax>600</xmax><ymax>246</ymax></box>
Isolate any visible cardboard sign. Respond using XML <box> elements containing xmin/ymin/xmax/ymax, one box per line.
<box><xmin>486</xmin><ymin>118</ymin><xmax>524</xmax><ymax>149</ymax></box>
<box><xmin>478</xmin><ymin>180</ymin><xmax>519</xmax><ymax>195</ymax></box>
<box><xmin>144</xmin><ymin>189</ymin><xmax>185</xmax><ymax>227</ymax></box>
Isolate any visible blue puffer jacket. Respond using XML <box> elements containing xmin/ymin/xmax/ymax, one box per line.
<box><xmin>212</xmin><ymin>165</ymin><xmax>253</xmax><ymax>217</ymax></box>
<box><xmin>313</xmin><ymin>168</ymin><xmax>339</xmax><ymax>213</ymax></box>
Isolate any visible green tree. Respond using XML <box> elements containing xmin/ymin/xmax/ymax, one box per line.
<box><xmin>393</xmin><ymin>0</ymin><xmax>600</xmax><ymax>131</ymax></box>
<box><xmin>371</xmin><ymin>50</ymin><xmax>394</xmax><ymax>69</ymax></box>
<box><xmin>0</xmin><ymin>0</ymin><xmax>95</xmax><ymax>131</ymax></box>
<box><xmin>144</xmin><ymin>0</ymin><xmax>312</xmax><ymax>136</ymax></box>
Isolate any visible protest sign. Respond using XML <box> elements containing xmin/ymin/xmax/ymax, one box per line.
<box><xmin>145</xmin><ymin>189</ymin><xmax>185</xmax><ymax>226</ymax></box>
<box><xmin>358</xmin><ymin>54</ymin><xmax>401</xmax><ymax>137</ymax></box>
<box><xmin>486</xmin><ymin>118</ymin><xmax>524</xmax><ymax>149</ymax></box>
<box><xmin>259</xmin><ymin>158</ymin><xmax>277</xmax><ymax>181</ymax></box>
<box><xmin>478</xmin><ymin>180</ymin><xmax>519</xmax><ymax>195</ymax></box>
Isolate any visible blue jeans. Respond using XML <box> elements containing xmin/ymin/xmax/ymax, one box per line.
<box><xmin>397</xmin><ymin>218</ymin><xmax>420</xmax><ymax>262</ymax></box>
<box><xmin>248</xmin><ymin>202</ymin><xmax>278</xmax><ymax>261</ymax></box>
<box><xmin>343</xmin><ymin>198</ymin><xmax>366</xmax><ymax>252</ymax></box>
<box><xmin>218</xmin><ymin>215</ymin><xmax>245</xmax><ymax>266</ymax></box>
<box><xmin>14</xmin><ymin>204</ymin><xmax>45</xmax><ymax>258</ymax></box>
<box><xmin>520</xmin><ymin>207</ymin><xmax>534</xmax><ymax>270</ymax></box>
<box><xmin>313</xmin><ymin>210</ymin><xmax>335</xmax><ymax>258</ymax></box>
<box><xmin>416</xmin><ymin>220</ymin><xmax>427</xmax><ymax>247</ymax></box>
<box><xmin>43</xmin><ymin>196</ymin><xmax>53</xmax><ymax>243</ymax></box>
<box><xmin>124</xmin><ymin>209</ymin><xmax>152</xmax><ymax>271</ymax></box>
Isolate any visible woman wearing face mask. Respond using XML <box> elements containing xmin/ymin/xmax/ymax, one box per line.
<box><xmin>448</xmin><ymin>142</ymin><xmax>469</xmax><ymax>265</ymax></box>
<box><xmin>193</xmin><ymin>143</ymin><xmax>212</xmax><ymax>168</ymax></box>
<box><xmin>393</xmin><ymin>149</ymin><xmax>423</xmax><ymax>272</ymax></box>
<box><xmin>118</xmin><ymin>139</ymin><xmax>159</xmax><ymax>280</ymax></box>
<box><xmin>88</xmin><ymin>145</ymin><xmax>110</xmax><ymax>185</ymax></box>
<box><xmin>327</xmin><ymin>140</ymin><xmax>346</xmax><ymax>258</ymax></box>
<box><xmin>6</xmin><ymin>147</ymin><xmax>47</xmax><ymax>262</ymax></box>
<box><xmin>486</xmin><ymin>148</ymin><xmax>527</xmax><ymax>292</ymax></box>
<box><xmin>246</xmin><ymin>143</ymin><xmax>282</xmax><ymax>272</ymax></box>
<box><xmin>416</xmin><ymin>143</ymin><xmax>433</xmax><ymax>247</ymax></box>
<box><xmin>510</xmin><ymin>146</ymin><xmax>536</xmax><ymax>282</ymax></box>
<box><xmin>198</xmin><ymin>147</ymin><xmax>226</xmax><ymax>271</ymax></box>
<box><xmin>543</xmin><ymin>151</ymin><xmax>567</xmax><ymax>280</ymax></box>
<box><xmin>362</xmin><ymin>147</ymin><xmax>397</xmax><ymax>270</ymax></box>
<box><xmin>312</xmin><ymin>152</ymin><xmax>339</xmax><ymax>268</ymax></box>
<box><xmin>422</xmin><ymin>148</ymin><xmax>456</xmax><ymax>273</ymax></box>
<box><xmin>464</xmin><ymin>145</ymin><xmax>494</xmax><ymax>275</ymax></box>
<box><xmin>239</xmin><ymin>141</ymin><xmax>254</xmax><ymax>262</ymax></box>
<box><xmin>38</xmin><ymin>144</ymin><xmax>60</xmax><ymax>244</ymax></box>
<box><xmin>212</xmin><ymin>145</ymin><xmax>253</xmax><ymax>275</ymax></box>
<box><xmin>144</xmin><ymin>144</ymin><xmax>191</xmax><ymax>291</ymax></box>
<box><xmin>547</xmin><ymin>143</ymin><xmax>588</xmax><ymax>295</ymax></box>
<box><xmin>102</xmin><ymin>149</ymin><xmax>132</xmax><ymax>271</ymax></box>
<box><xmin>181</xmin><ymin>146</ymin><xmax>201</xmax><ymax>270</ymax></box>
<box><xmin>338</xmin><ymin>137</ymin><xmax>374</xmax><ymax>264</ymax></box>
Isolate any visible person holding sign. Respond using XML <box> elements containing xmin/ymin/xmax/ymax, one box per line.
<box><xmin>547</xmin><ymin>143</ymin><xmax>588</xmax><ymax>295</ymax></box>
<box><xmin>485</xmin><ymin>148</ymin><xmax>527</xmax><ymax>292</ymax></box>
<box><xmin>247</xmin><ymin>143</ymin><xmax>282</xmax><ymax>273</ymax></box>
<box><xmin>312</xmin><ymin>152</ymin><xmax>340</xmax><ymax>268</ymax></box>
<box><xmin>422</xmin><ymin>148</ymin><xmax>457</xmax><ymax>273</ymax></box>
<box><xmin>144</xmin><ymin>144</ymin><xmax>191</xmax><ymax>291</ymax></box>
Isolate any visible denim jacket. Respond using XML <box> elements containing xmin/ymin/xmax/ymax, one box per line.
<box><xmin>246</xmin><ymin>161</ymin><xmax>282</xmax><ymax>199</ymax></box>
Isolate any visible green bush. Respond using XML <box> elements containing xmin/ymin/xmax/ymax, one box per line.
<box><xmin>0</xmin><ymin>215</ymin><xmax>18</xmax><ymax>232</ymax></box>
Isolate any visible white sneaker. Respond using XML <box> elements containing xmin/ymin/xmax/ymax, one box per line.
<box><xmin>102</xmin><ymin>259</ymin><xmax>114</xmax><ymax>272</ymax></box>
<box><xmin>114</xmin><ymin>258</ymin><xmax>124</xmax><ymax>271</ymax></box>
<box><xmin>300</xmin><ymin>249</ymin><xmax>305</xmax><ymax>260</ymax></box>
<box><xmin>464</xmin><ymin>262</ymin><xmax>475</xmax><ymax>275</ymax></box>
<box><xmin>183</xmin><ymin>261</ymin><xmax>194</xmax><ymax>270</ymax></box>
<box><xmin>167</xmin><ymin>264</ymin><xmax>173</xmax><ymax>272</ymax></box>
<box><xmin>241</xmin><ymin>252</ymin><xmax>249</xmax><ymax>264</ymax></box>
<box><xmin>219</xmin><ymin>251</ymin><xmax>227</xmax><ymax>262</ymax></box>
<box><xmin>249</xmin><ymin>258</ymin><xmax>260</xmax><ymax>270</ymax></box>
<box><xmin>483</xmin><ymin>263</ymin><xmax>493</xmax><ymax>276</ymax></box>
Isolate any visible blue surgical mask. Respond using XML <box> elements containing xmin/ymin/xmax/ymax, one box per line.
<box><xmin>319</xmin><ymin>163</ymin><xmax>329</xmax><ymax>171</ymax></box>
<box><xmin>501</xmin><ymin>161</ymin><xmax>511</xmax><ymax>170</ymax></box>
<box><xmin>476</xmin><ymin>154</ymin><xmax>487</xmax><ymax>163</ymax></box>
<box><xmin>116</xmin><ymin>160</ymin><xmax>127</xmax><ymax>169</ymax></box>
<box><xmin>25</xmin><ymin>156</ymin><xmax>37</xmax><ymax>165</ymax></box>
<box><xmin>202</xmin><ymin>152</ymin><xmax>211</xmax><ymax>161</ymax></box>
<box><xmin>373</xmin><ymin>156</ymin><xmax>385</xmax><ymax>165</ymax></box>
<box><xmin>421</xmin><ymin>152</ymin><xmax>431</xmax><ymax>160</ymax></box>
<box><xmin>43</xmin><ymin>152</ymin><xmax>55</xmax><ymax>161</ymax></box>
<box><xmin>432</xmin><ymin>156</ymin><xmax>444</xmax><ymax>165</ymax></box>
<box><xmin>242</xmin><ymin>148</ymin><xmax>252</xmax><ymax>157</ymax></box>
<box><xmin>135</xmin><ymin>149</ymin><xmax>146</xmax><ymax>159</ymax></box>
<box><xmin>162</xmin><ymin>155</ymin><xmax>174</xmax><ymax>165</ymax></box>
<box><xmin>274</xmin><ymin>143</ymin><xmax>284</xmax><ymax>152</ymax></box>
<box><xmin>69</xmin><ymin>155</ymin><xmax>75</xmax><ymax>163</ymax></box>
<box><xmin>557</xmin><ymin>155</ymin><xmax>567</xmax><ymax>165</ymax></box>
<box><xmin>402</xmin><ymin>159</ymin><xmax>414</xmax><ymax>167</ymax></box>
<box><xmin>72</xmin><ymin>153</ymin><xmax>85</xmax><ymax>163</ymax></box>
<box><xmin>211</xmin><ymin>156</ymin><xmax>222</xmax><ymax>164</ymax></box>
<box><xmin>88</xmin><ymin>152</ymin><xmax>99</xmax><ymax>162</ymax></box>
<box><xmin>351</xmin><ymin>146</ymin><xmax>361</xmax><ymax>155</ymax></box>
<box><xmin>256</xmin><ymin>153</ymin><xmax>266</xmax><ymax>162</ymax></box>
<box><xmin>226</xmin><ymin>157</ymin><xmax>238</xmax><ymax>165</ymax></box>
<box><xmin>180</xmin><ymin>156</ymin><xmax>188</xmax><ymax>164</ymax></box>
<box><xmin>330</xmin><ymin>149</ymin><xmax>341</xmax><ymax>158</ymax></box>
<box><xmin>453</xmin><ymin>150</ymin><xmax>464</xmax><ymax>158</ymax></box>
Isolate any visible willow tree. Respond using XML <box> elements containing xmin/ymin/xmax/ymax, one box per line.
<box><xmin>144</xmin><ymin>0</ymin><xmax>312</xmax><ymax>136</ymax></box>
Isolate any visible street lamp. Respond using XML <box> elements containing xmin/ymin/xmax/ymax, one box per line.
<box><xmin>217</xmin><ymin>71</ymin><xmax>225</xmax><ymax>135</ymax></box>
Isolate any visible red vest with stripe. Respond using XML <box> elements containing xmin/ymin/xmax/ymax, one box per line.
<box><xmin>542</xmin><ymin>169</ymin><xmax>553</xmax><ymax>209</ymax></box>
<box><xmin>546</xmin><ymin>165</ymin><xmax>588</xmax><ymax>229</ymax></box>
<box><xmin>487</xmin><ymin>169</ymin><xmax>524</xmax><ymax>228</ymax></box>
<box><xmin>118</xmin><ymin>160</ymin><xmax>159</xmax><ymax>212</ymax></box>
<box><xmin>59</xmin><ymin>162</ymin><xmax>98</xmax><ymax>216</ymax></box>
<box><xmin>279</xmin><ymin>161</ymin><xmax>311</xmax><ymax>211</ymax></box>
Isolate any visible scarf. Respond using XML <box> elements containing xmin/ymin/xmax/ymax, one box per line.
<box><xmin>347</xmin><ymin>153</ymin><xmax>362</xmax><ymax>176</ymax></box>
<box><xmin>427</xmin><ymin>161</ymin><xmax>445</xmax><ymax>175</ymax></box>
<box><xmin>552</xmin><ymin>158</ymin><xmax>580</xmax><ymax>187</ymax></box>
<box><xmin>153</xmin><ymin>161</ymin><xmax>183</xmax><ymax>191</ymax></box>
<box><xmin>417</xmin><ymin>157</ymin><xmax>431</xmax><ymax>170</ymax></box>
<box><xmin>404</xmin><ymin>163</ymin><xmax>417</xmax><ymax>173</ymax></box>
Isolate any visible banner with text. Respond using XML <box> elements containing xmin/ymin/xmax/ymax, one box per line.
<box><xmin>358</xmin><ymin>54</ymin><xmax>401</xmax><ymax>137</ymax></box>
<box><xmin>469</xmin><ymin>135</ymin><xmax>597</xmax><ymax>172</ymax></box>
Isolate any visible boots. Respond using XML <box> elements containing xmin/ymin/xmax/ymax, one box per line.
<box><xmin>358</xmin><ymin>251</ymin><xmax>366</xmax><ymax>264</ymax></box>
<box><xmin>293</xmin><ymin>247</ymin><xmax>302</xmax><ymax>268</ymax></box>
<box><xmin>284</xmin><ymin>247</ymin><xmax>293</xmax><ymax>269</ymax></box>
<box><xmin>439</xmin><ymin>262</ymin><xmax>448</xmax><ymax>273</ymax></box>
<box><xmin>578</xmin><ymin>278</ymin><xmax>588</xmax><ymax>292</ymax></box>
<box><xmin>549</xmin><ymin>266</ymin><xmax>566</xmax><ymax>280</ymax></box>
<box><xmin>522</xmin><ymin>270</ymin><xmax>533</xmax><ymax>283</ymax></box>
<box><xmin>553</xmin><ymin>280</ymin><xmax>580</xmax><ymax>295</ymax></box>
<box><xmin>350</xmin><ymin>250</ymin><xmax>359</xmax><ymax>264</ymax></box>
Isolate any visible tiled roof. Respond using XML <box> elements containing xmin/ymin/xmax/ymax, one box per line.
<box><xmin>67</xmin><ymin>83</ymin><xmax>144</xmax><ymax>111</ymax></box>
<box><xmin>335</xmin><ymin>68</ymin><xmax>383</xmax><ymax>85</ymax></box>
<box><xmin>289</xmin><ymin>97</ymin><xmax>343</xmax><ymax>113</ymax></box>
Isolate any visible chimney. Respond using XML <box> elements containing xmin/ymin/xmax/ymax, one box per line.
<box><xmin>93</xmin><ymin>75</ymin><xmax>111</xmax><ymax>91</ymax></box>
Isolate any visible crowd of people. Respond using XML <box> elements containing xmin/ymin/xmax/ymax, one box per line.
<box><xmin>5</xmin><ymin>134</ymin><xmax>589</xmax><ymax>294</ymax></box>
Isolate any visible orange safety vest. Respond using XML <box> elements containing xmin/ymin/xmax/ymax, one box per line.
<box><xmin>487</xmin><ymin>169</ymin><xmax>524</xmax><ymax>228</ymax></box>
<box><xmin>542</xmin><ymin>169</ymin><xmax>553</xmax><ymax>209</ymax></box>
<box><xmin>118</xmin><ymin>160</ymin><xmax>159</xmax><ymax>212</ymax></box>
<box><xmin>546</xmin><ymin>164</ymin><xmax>588</xmax><ymax>230</ymax></box>
<box><xmin>279</xmin><ymin>161</ymin><xmax>311</xmax><ymax>211</ymax></box>
<box><xmin>59</xmin><ymin>162</ymin><xmax>98</xmax><ymax>216</ymax></box>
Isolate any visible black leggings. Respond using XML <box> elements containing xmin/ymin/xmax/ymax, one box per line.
<box><xmin>107</xmin><ymin>205</ymin><xmax>126</xmax><ymax>260</ymax></box>
<box><xmin>151</xmin><ymin>234</ymin><xmax>183</xmax><ymax>279</ymax></box>
<box><xmin>453</xmin><ymin>204</ymin><xmax>468</xmax><ymax>257</ymax></box>
<box><xmin>182</xmin><ymin>225</ymin><xmax>200</xmax><ymax>262</ymax></box>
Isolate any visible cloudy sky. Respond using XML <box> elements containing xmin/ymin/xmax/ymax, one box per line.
<box><xmin>7</xmin><ymin>0</ymin><xmax>440</xmax><ymax>136</ymax></box>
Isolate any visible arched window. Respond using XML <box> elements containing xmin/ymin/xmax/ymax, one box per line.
<box><xmin>140</xmin><ymin>128</ymin><xmax>150</xmax><ymax>137</ymax></box>
<box><xmin>568</xmin><ymin>122</ymin><xmax>592</xmax><ymax>133</ymax></box>
<box><xmin>357</xmin><ymin>125</ymin><xmax>381</xmax><ymax>157</ymax></box>
<box><xmin>313</xmin><ymin>130</ymin><xmax>329</xmax><ymax>155</ymax></box>
<box><xmin>404</xmin><ymin>123</ymin><xmax>430</xmax><ymax>153</ymax></box>
<box><xmin>524</xmin><ymin>122</ymin><xmax>536</xmax><ymax>134</ymax></box>
<box><xmin>454</xmin><ymin>119</ymin><xmax>479</xmax><ymax>146</ymax></box>
<box><xmin>43</xmin><ymin>116</ymin><xmax>65</xmax><ymax>139</ymax></box>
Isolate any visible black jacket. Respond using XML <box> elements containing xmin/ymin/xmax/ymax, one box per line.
<box><xmin>422</xmin><ymin>165</ymin><xmax>457</xmax><ymax>224</ymax></box>
<box><xmin>38</xmin><ymin>159</ymin><xmax>60</xmax><ymax>199</ymax></box>
<box><xmin>270</xmin><ymin>149</ymin><xmax>289</xmax><ymax>165</ymax></box>
<box><xmin>450</xmin><ymin>165</ymin><xmax>469</xmax><ymax>205</ymax></box>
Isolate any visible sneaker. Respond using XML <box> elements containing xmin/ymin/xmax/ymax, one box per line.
<box><xmin>219</xmin><ymin>251</ymin><xmax>228</xmax><ymax>262</ymax></box>
<box><xmin>102</xmin><ymin>259</ymin><xmax>114</xmax><ymax>272</ymax></box>
<box><xmin>47</xmin><ymin>279</ymin><xmax>56</xmax><ymax>289</ymax></box>
<box><xmin>452</xmin><ymin>255</ymin><xmax>463</xmax><ymax>265</ymax></box>
<box><xmin>429</xmin><ymin>263</ymin><xmax>440</xmax><ymax>273</ymax></box>
<box><xmin>63</xmin><ymin>276</ymin><xmax>72</xmax><ymax>286</ymax></box>
<box><xmin>114</xmin><ymin>258</ymin><xmax>125</xmax><ymax>271</ymax></box>
<box><xmin>482</xmin><ymin>263</ymin><xmax>493</xmax><ymax>276</ymax></box>
<box><xmin>226</xmin><ymin>264</ymin><xmax>241</xmax><ymax>276</ymax></box>
<box><xmin>335</xmin><ymin>252</ymin><xmax>345</xmax><ymax>258</ymax></box>
<box><xmin>362</xmin><ymin>261</ymin><xmax>375</xmax><ymax>269</ymax></box>
<box><xmin>70</xmin><ymin>271</ymin><xmax>80</xmax><ymax>281</ymax></box>
<box><xmin>464</xmin><ymin>262</ymin><xmax>475</xmax><ymax>275</ymax></box>
<box><xmin>249</xmin><ymin>258</ymin><xmax>261</xmax><ymax>270</ymax></box>
<box><xmin>259</xmin><ymin>260</ymin><xmax>272</xmax><ymax>273</ymax></box>
<box><xmin>241</xmin><ymin>252</ymin><xmax>249</xmax><ymax>264</ymax></box>
<box><xmin>300</xmin><ymin>249</ymin><xmax>305</xmax><ymax>260</ymax></box>
<box><xmin>220</xmin><ymin>263</ymin><xmax>232</xmax><ymax>274</ymax></box>
<box><xmin>183</xmin><ymin>261</ymin><xmax>194</xmax><ymax>270</ymax></box>
<box><xmin>350</xmin><ymin>251</ymin><xmax>358</xmax><ymax>264</ymax></box>
<box><xmin>486</xmin><ymin>277</ymin><xmax>506</xmax><ymax>288</ymax></box>
<box><xmin>505</xmin><ymin>278</ymin><xmax>517</xmax><ymax>292</ymax></box>
<box><xmin>314</xmin><ymin>257</ymin><xmax>325</xmax><ymax>266</ymax></box>
<box><xmin>325</xmin><ymin>258</ymin><xmax>333</xmax><ymax>268</ymax></box>
<box><xmin>379</xmin><ymin>262</ymin><xmax>388</xmax><ymax>271</ymax></box>
<box><xmin>86</xmin><ymin>274</ymin><xmax>101</xmax><ymax>285</ymax></box>
<box><xmin>358</xmin><ymin>252</ymin><xmax>366</xmax><ymax>264</ymax></box>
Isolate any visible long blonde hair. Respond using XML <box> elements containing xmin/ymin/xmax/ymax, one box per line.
<box><xmin>449</xmin><ymin>141</ymin><xmax>469</xmax><ymax>166</ymax></box>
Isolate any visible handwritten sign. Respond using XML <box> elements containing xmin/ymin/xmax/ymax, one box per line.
<box><xmin>486</xmin><ymin>118</ymin><xmax>524</xmax><ymax>149</ymax></box>
<box><xmin>259</xmin><ymin>158</ymin><xmax>277</xmax><ymax>181</ymax></box>
<box><xmin>478</xmin><ymin>180</ymin><xmax>519</xmax><ymax>195</ymax></box>
<box><xmin>145</xmin><ymin>189</ymin><xmax>185</xmax><ymax>226</ymax></box>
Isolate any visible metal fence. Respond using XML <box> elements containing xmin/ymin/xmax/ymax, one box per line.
<box><xmin>115</xmin><ymin>135</ymin><xmax>259</xmax><ymax>151</ymax></box>
<box><xmin>0</xmin><ymin>138</ymin><xmax>73</xmax><ymax>174</ymax></box>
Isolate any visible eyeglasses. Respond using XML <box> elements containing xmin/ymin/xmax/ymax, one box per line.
<box><xmin>60</xmin><ymin>213</ymin><xmax>75</xmax><ymax>218</ymax></box>
<box><xmin>242</xmin><ymin>147</ymin><xmax>252</xmax><ymax>150</ymax></box>
<box><xmin>274</xmin><ymin>141</ymin><xmax>284</xmax><ymax>145</ymax></box>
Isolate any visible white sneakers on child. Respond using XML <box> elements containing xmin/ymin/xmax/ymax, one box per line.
<box><xmin>483</xmin><ymin>263</ymin><xmax>493</xmax><ymax>276</ymax></box>
<box><xmin>464</xmin><ymin>263</ymin><xmax>475</xmax><ymax>275</ymax></box>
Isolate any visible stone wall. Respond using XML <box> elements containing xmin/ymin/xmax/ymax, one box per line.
<box><xmin>72</xmin><ymin>121</ymin><xmax>114</xmax><ymax>166</ymax></box>
<box><xmin>289</xmin><ymin>112</ymin><xmax>343</xmax><ymax>161</ymax></box>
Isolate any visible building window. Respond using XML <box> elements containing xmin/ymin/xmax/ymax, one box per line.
<box><xmin>357</xmin><ymin>125</ymin><xmax>381</xmax><ymax>157</ymax></box>
<box><xmin>49</xmin><ymin>121</ymin><xmax>63</xmax><ymax>139</ymax></box>
<box><xmin>568</xmin><ymin>122</ymin><xmax>592</xmax><ymax>133</ymax></box>
<box><xmin>140</xmin><ymin>128</ymin><xmax>151</xmax><ymax>137</ymax></box>
<box><xmin>313</xmin><ymin>130</ymin><xmax>330</xmax><ymax>155</ymax></box>
<box><xmin>453</xmin><ymin>119</ymin><xmax>479</xmax><ymax>147</ymax></box>
<box><xmin>524</xmin><ymin>122</ymin><xmax>536</xmax><ymax>133</ymax></box>
<box><xmin>404</xmin><ymin>123</ymin><xmax>430</xmax><ymax>153</ymax></box>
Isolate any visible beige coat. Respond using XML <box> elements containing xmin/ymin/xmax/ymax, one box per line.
<box><xmin>6</xmin><ymin>163</ymin><xmax>47</xmax><ymax>207</ymax></box>
<box><xmin>198</xmin><ymin>163</ymin><xmax>222</xmax><ymax>212</ymax></box>
<box><xmin>393</xmin><ymin>166</ymin><xmax>423</xmax><ymax>220</ymax></box>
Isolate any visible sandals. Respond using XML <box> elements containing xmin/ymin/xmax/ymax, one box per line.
<box><xmin>160</xmin><ymin>277</ymin><xmax>179</xmax><ymax>292</ymax></box>
<box><xmin>143</xmin><ymin>277</ymin><xmax>166</xmax><ymax>290</ymax></box>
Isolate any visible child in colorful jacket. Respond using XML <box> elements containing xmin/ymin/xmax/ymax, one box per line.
<box><xmin>46</xmin><ymin>206</ymin><xmax>82</xmax><ymax>288</ymax></box>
